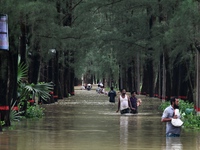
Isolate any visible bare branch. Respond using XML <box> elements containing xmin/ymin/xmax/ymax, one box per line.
<box><xmin>71</xmin><ymin>0</ymin><xmax>84</xmax><ymax>11</ymax></box>
<box><xmin>108</xmin><ymin>38</ymin><xmax>147</xmax><ymax>49</ymax></box>
<box><xmin>93</xmin><ymin>0</ymin><xmax>124</xmax><ymax>13</ymax></box>
<box><xmin>36</xmin><ymin>34</ymin><xmax>81</xmax><ymax>40</ymax></box>
<box><xmin>62</xmin><ymin>0</ymin><xmax>84</xmax><ymax>21</ymax></box>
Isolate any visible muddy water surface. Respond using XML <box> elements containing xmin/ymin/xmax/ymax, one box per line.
<box><xmin>0</xmin><ymin>88</ymin><xmax>199</xmax><ymax>150</ymax></box>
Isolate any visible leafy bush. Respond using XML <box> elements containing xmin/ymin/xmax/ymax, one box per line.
<box><xmin>159</xmin><ymin>99</ymin><xmax>193</xmax><ymax>112</ymax></box>
<box><xmin>25</xmin><ymin>105</ymin><xmax>45</xmax><ymax>118</ymax></box>
<box><xmin>178</xmin><ymin>100</ymin><xmax>194</xmax><ymax>114</ymax></box>
<box><xmin>182</xmin><ymin>113</ymin><xmax>200</xmax><ymax>129</ymax></box>
<box><xmin>158</xmin><ymin>101</ymin><xmax>170</xmax><ymax>111</ymax></box>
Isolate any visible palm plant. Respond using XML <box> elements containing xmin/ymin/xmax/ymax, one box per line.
<box><xmin>17</xmin><ymin>57</ymin><xmax>28</xmax><ymax>84</ymax></box>
<box><xmin>10</xmin><ymin>99</ymin><xmax>24</xmax><ymax>122</ymax></box>
<box><xmin>20</xmin><ymin>82</ymin><xmax>54</xmax><ymax>104</ymax></box>
<box><xmin>17</xmin><ymin>56</ymin><xmax>53</xmax><ymax>117</ymax></box>
<box><xmin>17</xmin><ymin>56</ymin><xmax>53</xmax><ymax>104</ymax></box>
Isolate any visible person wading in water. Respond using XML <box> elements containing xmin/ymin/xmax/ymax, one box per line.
<box><xmin>116</xmin><ymin>89</ymin><xmax>133</xmax><ymax>114</ymax></box>
<box><xmin>161</xmin><ymin>97</ymin><xmax>182</xmax><ymax>137</ymax></box>
<box><xmin>108</xmin><ymin>87</ymin><xmax>116</xmax><ymax>103</ymax></box>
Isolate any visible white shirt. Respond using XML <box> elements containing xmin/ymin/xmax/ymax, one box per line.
<box><xmin>120</xmin><ymin>95</ymin><xmax>129</xmax><ymax>110</ymax></box>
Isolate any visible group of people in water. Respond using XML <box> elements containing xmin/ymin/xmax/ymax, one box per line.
<box><xmin>83</xmin><ymin>83</ymin><xmax>180</xmax><ymax>137</ymax></box>
<box><xmin>96</xmin><ymin>84</ymin><xmax>107</xmax><ymax>94</ymax></box>
<box><xmin>108</xmin><ymin>86</ymin><xmax>182</xmax><ymax>137</ymax></box>
<box><xmin>83</xmin><ymin>83</ymin><xmax>142</xmax><ymax>114</ymax></box>
<box><xmin>111</xmin><ymin>87</ymin><xmax>181</xmax><ymax>137</ymax></box>
<box><xmin>81</xmin><ymin>83</ymin><xmax>92</xmax><ymax>91</ymax></box>
<box><xmin>106</xmin><ymin>87</ymin><xmax>142</xmax><ymax>114</ymax></box>
<box><xmin>114</xmin><ymin>88</ymin><xmax>142</xmax><ymax>114</ymax></box>
<box><xmin>85</xmin><ymin>83</ymin><xmax>182</xmax><ymax>137</ymax></box>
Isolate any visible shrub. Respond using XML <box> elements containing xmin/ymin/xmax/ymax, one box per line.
<box><xmin>159</xmin><ymin>99</ymin><xmax>193</xmax><ymax>113</ymax></box>
<box><xmin>25</xmin><ymin>105</ymin><xmax>45</xmax><ymax>118</ymax></box>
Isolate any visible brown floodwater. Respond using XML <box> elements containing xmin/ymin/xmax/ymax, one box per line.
<box><xmin>0</xmin><ymin>88</ymin><xmax>199</xmax><ymax>150</ymax></box>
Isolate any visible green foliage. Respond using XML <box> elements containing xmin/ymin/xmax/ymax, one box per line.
<box><xmin>182</xmin><ymin>113</ymin><xmax>200</xmax><ymax>129</ymax></box>
<box><xmin>17</xmin><ymin>55</ymin><xmax>53</xmax><ymax>103</ymax></box>
<box><xmin>159</xmin><ymin>99</ymin><xmax>194</xmax><ymax>112</ymax></box>
<box><xmin>1</xmin><ymin>121</ymin><xmax>5</xmax><ymax>126</ymax></box>
<box><xmin>22</xmin><ymin>82</ymin><xmax>54</xmax><ymax>101</ymax></box>
<box><xmin>17</xmin><ymin>57</ymin><xmax>52</xmax><ymax>119</ymax></box>
<box><xmin>10</xmin><ymin>100</ymin><xmax>24</xmax><ymax>122</ymax></box>
<box><xmin>25</xmin><ymin>104</ymin><xmax>45</xmax><ymax>118</ymax></box>
<box><xmin>158</xmin><ymin>101</ymin><xmax>170</xmax><ymax>111</ymax></box>
<box><xmin>178</xmin><ymin>100</ymin><xmax>194</xmax><ymax>114</ymax></box>
<box><xmin>17</xmin><ymin>56</ymin><xmax>28</xmax><ymax>84</ymax></box>
<box><xmin>10</xmin><ymin>110</ymin><xmax>24</xmax><ymax>122</ymax></box>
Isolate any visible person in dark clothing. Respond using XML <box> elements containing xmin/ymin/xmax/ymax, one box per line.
<box><xmin>130</xmin><ymin>91</ymin><xmax>138</xmax><ymax>114</ymax></box>
<box><xmin>108</xmin><ymin>87</ymin><xmax>116</xmax><ymax>103</ymax></box>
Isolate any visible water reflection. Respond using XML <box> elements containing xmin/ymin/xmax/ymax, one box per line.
<box><xmin>0</xmin><ymin>132</ymin><xmax>17</xmax><ymax>150</ymax></box>
<box><xmin>165</xmin><ymin>137</ymin><xmax>182</xmax><ymax>150</ymax></box>
<box><xmin>119</xmin><ymin>116</ymin><xmax>128</xmax><ymax>150</ymax></box>
<box><xmin>0</xmin><ymin>89</ymin><xmax>199</xmax><ymax>150</ymax></box>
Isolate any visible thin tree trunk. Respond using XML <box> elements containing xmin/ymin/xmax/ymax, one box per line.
<box><xmin>195</xmin><ymin>49</ymin><xmax>200</xmax><ymax>114</ymax></box>
<box><xmin>136</xmin><ymin>53</ymin><xmax>140</xmax><ymax>94</ymax></box>
<box><xmin>119</xmin><ymin>64</ymin><xmax>123</xmax><ymax>90</ymax></box>
<box><xmin>162</xmin><ymin>52</ymin><xmax>166</xmax><ymax>102</ymax></box>
<box><xmin>127</xmin><ymin>66</ymin><xmax>132</xmax><ymax>92</ymax></box>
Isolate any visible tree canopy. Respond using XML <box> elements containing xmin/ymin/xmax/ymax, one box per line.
<box><xmin>0</xmin><ymin>0</ymin><xmax>200</xmax><ymax>103</ymax></box>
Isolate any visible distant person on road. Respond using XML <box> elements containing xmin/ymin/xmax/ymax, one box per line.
<box><xmin>98</xmin><ymin>82</ymin><xmax>103</xmax><ymax>88</ymax></box>
<box><xmin>99</xmin><ymin>82</ymin><xmax>103</xmax><ymax>87</ymax></box>
<box><xmin>108</xmin><ymin>87</ymin><xmax>116</xmax><ymax>103</ymax></box>
<box><xmin>161</xmin><ymin>97</ymin><xmax>181</xmax><ymax>137</ymax></box>
<box><xmin>87</xmin><ymin>83</ymin><xmax>92</xmax><ymax>91</ymax></box>
<box><xmin>116</xmin><ymin>89</ymin><xmax>133</xmax><ymax>114</ymax></box>
<box><xmin>101</xmin><ymin>86</ymin><xmax>108</xmax><ymax>95</ymax></box>
<box><xmin>81</xmin><ymin>85</ymin><xmax>85</xmax><ymax>90</ymax></box>
<box><xmin>96</xmin><ymin>84</ymin><xmax>102</xmax><ymax>94</ymax></box>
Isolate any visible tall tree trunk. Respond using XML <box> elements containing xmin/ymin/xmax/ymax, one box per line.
<box><xmin>54</xmin><ymin>51</ymin><xmax>59</xmax><ymax>98</ymax></box>
<box><xmin>162</xmin><ymin>52</ymin><xmax>166</xmax><ymax>101</ymax></box>
<box><xmin>62</xmin><ymin>0</ymin><xmax>74</xmax><ymax>96</ymax></box>
<box><xmin>195</xmin><ymin>49</ymin><xmax>200</xmax><ymax>114</ymax></box>
<box><xmin>147</xmin><ymin>57</ymin><xmax>154</xmax><ymax>97</ymax></box>
<box><xmin>119</xmin><ymin>64</ymin><xmax>123</xmax><ymax>90</ymax></box>
<box><xmin>136</xmin><ymin>53</ymin><xmax>140</xmax><ymax>94</ymax></box>
<box><xmin>0</xmin><ymin>50</ymin><xmax>17</xmax><ymax>127</ymax></box>
<box><xmin>64</xmin><ymin>67</ymin><xmax>69</xmax><ymax>97</ymax></box>
<box><xmin>127</xmin><ymin>66</ymin><xmax>132</xmax><ymax>92</ymax></box>
<box><xmin>0</xmin><ymin>52</ymin><xmax>9</xmax><ymax>125</ymax></box>
<box><xmin>158</xmin><ymin>55</ymin><xmax>162</xmax><ymax>99</ymax></box>
<box><xmin>6</xmin><ymin>51</ymin><xmax>17</xmax><ymax>126</ymax></box>
<box><xmin>19</xmin><ymin>21</ymin><xmax>26</xmax><ymax>64</ymax></box>
<box><xmin>28</xmin><ymin>53</ymin><xmax>40</xmax><ymax>84</ymax></box>
<box><xmin>58</xmin><ymin>65</ymin><xmax>64</xmax><ymax>99</ymax></box>
<box><xmin>141</xmin><ymin>55</ymin><xmax>154</xmax><ymax>97</ymax></box>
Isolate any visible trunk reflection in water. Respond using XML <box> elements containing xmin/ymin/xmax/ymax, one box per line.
<box><xmin>0</xmin><ymin>89</ymin><xmax>199</xmax><ymax>150</ymax></box>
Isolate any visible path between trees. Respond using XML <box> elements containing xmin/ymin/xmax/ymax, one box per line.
<box><xmin>54</xmin><ymin>85</ymin><xmax>162</xmax><ymax>115</ymax></box>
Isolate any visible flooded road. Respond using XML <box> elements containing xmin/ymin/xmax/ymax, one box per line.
<box><xmin>0</xmin><ymin>87</ymin><xmax>200</xmax><ymax>150</ymax></box>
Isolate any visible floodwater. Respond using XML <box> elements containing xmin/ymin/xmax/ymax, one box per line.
<box><xmin>0</xmin><ymin>87</ymin><xmax>200</xmax><ymax>150</ymax></box>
